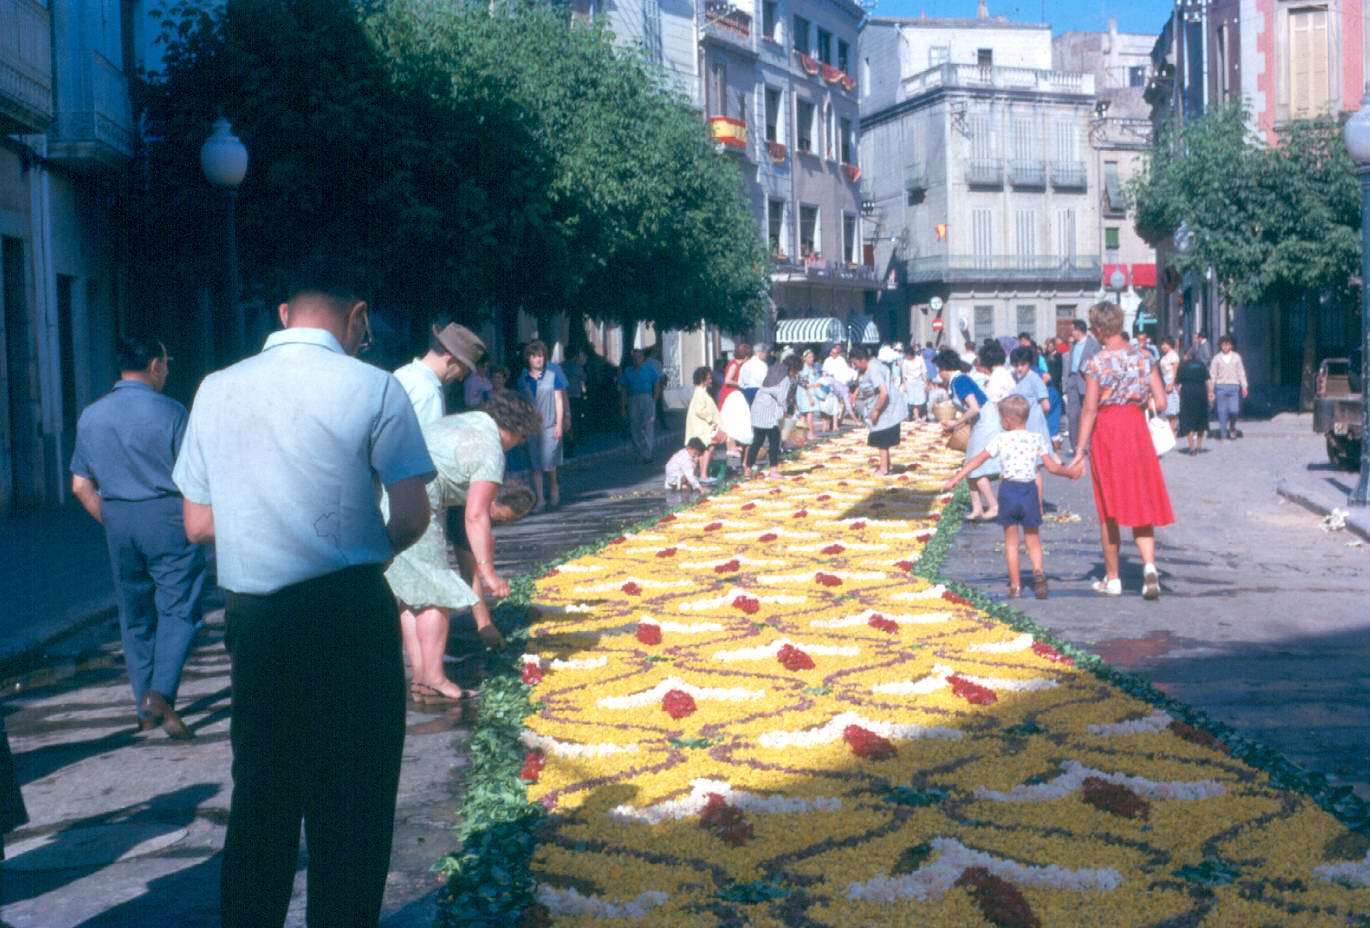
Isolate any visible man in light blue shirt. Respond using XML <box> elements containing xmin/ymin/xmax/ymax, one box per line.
<box><xmin>1065</xmin><ymin>317</ymin><xmax>1100</xmax><ymax>453</ymax></box>
<box><xmin>617</xmin><ymin>349</ymin><xmax>662</xmax><ymax>462</ymax></box>
<box><xmin>173</xmin><ymin>258</ymin><xmax>434</xmax><ymax>927</ymax></box>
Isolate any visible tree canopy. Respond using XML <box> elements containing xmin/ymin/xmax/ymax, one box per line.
<box><xmin>1130</xmin><ymin>103</ymin><xmax>1360</xmax><ymax>310</ymax></box>
<box><xmin>130</xmin><ymin>0</ymin><xmax>767</xmax><ymax>354</ymax></box>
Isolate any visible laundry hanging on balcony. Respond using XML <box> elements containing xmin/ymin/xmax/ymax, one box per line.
<box><xmin>774</xmin><ymin>317</ymin><xmax>845</xmax><ymax>346</ymax></box>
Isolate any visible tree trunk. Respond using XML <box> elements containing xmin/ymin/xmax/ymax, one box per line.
<box><xmin>499</xmin><ymin>303</ymin><xmax>520</xmax><ymax>373</ymax></box>
<box><xmin>1299</xmin><ymin>293</ymin><xmax>1320</xmax><ymax>411</ymax></box>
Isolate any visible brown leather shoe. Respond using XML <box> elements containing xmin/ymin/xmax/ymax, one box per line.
<box><xmin>142</xmin><ymin>690</ymin><xmax>193</xmax><ymax>740</ymax></box>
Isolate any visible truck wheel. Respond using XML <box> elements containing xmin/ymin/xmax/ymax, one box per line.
<box><xmin>1327</xmin><ymin>435</ymin><xmax>1362</xmax><ymax>471</ymax></box>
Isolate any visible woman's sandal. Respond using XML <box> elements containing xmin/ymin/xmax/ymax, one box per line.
<box><xmin>410</xmin><ymin>682</ymin><xmax>473</xmax><ymax>705</ymax></box>
<box><xmin>1007</xmin><ymin>585</ymin><xmax>1021</xmax><ymax>599</ymax></box>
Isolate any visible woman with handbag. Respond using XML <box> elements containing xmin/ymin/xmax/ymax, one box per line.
<box><xmin>935</xmin><ymin>348</ymin><xmax>999</xmax><ymax>520</ymax></box>
<box><xmin>1067</xmin><ymin>302</ymin><xmax>1175</xmax><ymax>600</ymax></box>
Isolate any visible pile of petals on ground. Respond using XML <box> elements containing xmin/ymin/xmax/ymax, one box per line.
<box><xmin>517</xmin><ymin>424</ymin><xmax>1370</xmax><ymax>926</ymax></box>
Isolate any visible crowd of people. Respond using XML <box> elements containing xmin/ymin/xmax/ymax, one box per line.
<box><xmin>33</xmin><ymin>250</ymin><xmax>1253</xmax><ymax>924</ymax></box>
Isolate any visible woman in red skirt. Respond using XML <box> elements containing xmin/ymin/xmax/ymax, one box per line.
<box><xmin>1067</xmin><ymin>302</ymin><xmax>1174</xmax><ymax>600</ymax></box>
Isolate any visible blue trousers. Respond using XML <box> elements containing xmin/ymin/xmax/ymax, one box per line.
<box><xmin>103</xmin><ymin>497</ymin><xmax>207</xmax><ymax>717</ymax></box>
<box><xmin>1214</xmin><ymin>384</ymin><xmax>1241</xmax><ymax>434</ymax></box>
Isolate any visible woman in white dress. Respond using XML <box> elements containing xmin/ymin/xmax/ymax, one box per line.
<box><xmin>901</xmin><ymin>345</ymin><xmax>928</xmax><ymax>421</ymax></box>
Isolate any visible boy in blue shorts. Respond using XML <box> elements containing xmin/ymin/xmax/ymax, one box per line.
<box><xmin>942</xmin><ymin>395</ymin><xmax>1073</xmax><ymax>599</ymax></box>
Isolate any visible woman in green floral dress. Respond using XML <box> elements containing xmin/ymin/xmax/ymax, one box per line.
<box><xmin>385</xmin><ymin>390</ymin><xmax>540</xmax><ymax>703</ymax></box>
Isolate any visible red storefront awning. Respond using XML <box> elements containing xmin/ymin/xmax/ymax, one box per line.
<box><xmin>1130</xmin><ymin>263</ymin><xmax>1157</xmax><ymax>288</ymax></box>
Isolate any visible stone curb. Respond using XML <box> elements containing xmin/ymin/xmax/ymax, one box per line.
<box><xmin>1276</xmin><ymin>477</ymin><xmax>1370</xmax><ymax>543</ymax></box>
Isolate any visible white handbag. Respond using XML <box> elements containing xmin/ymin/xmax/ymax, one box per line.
<box><xmin>1148</xmin><ymin>410</ymin><xmax>1176</xmax><ymax>457</ymax></box>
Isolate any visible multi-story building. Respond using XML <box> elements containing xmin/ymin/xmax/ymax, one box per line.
<box><xmin>1054</xmin><ymin>22</ymin><xmax>1158</xmax><ymax>337</ymax></box>
<box><xmin>1146</xmin><ymin>0</ymin><xmax>1365</xmax><ymax>406</ymax></box>
<box><xmin>860</xmin><ymin>7</ymin><xmax>1101</xmax><ymax>351</ymax></box>
<box><xmin>2</xmin><ymin>0</ymin><xmax>135</xmax><ymax>514</ymax></box>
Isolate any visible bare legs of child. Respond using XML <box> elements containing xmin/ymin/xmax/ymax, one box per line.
<box><xmin>966</xmin><ymin>476</ymin><xmax>997</xmax><ymax>520</ymax></box>
<box><xmin>1003</xmin><ymin>525</ymin><xmax>1047</xmax><ymax>599</ymax></box>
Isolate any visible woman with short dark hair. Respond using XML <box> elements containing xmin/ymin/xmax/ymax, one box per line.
<box><xmin>935</xmin><ymin>348</ymin><xmax>998</xmax><ymax>520</ymax></box>
<box><xmin>1067</xmin><ymin>302</ymin><xmax>1174</xmax><ymax>599</ymax></box>
<box><xmin>517</xmin><ymin>340</ymin><xmax>568</xmax><ymax>510</ymax></box>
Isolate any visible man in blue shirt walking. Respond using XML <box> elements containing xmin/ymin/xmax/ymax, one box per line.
<box><xmin>70</xmin><ymin>335</ymin><xmax>207</xmax><ymax>739</ymax></box>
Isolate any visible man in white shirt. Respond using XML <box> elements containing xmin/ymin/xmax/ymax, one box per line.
<box><xmin>174</xmin><ymin>258</ymin><xmax>435</xmax><ymax>928</ymax></box>
<box><xmin>392</xmin><ymin>323</ymin><xmax>485</xmax><ymax>426</ymax></box>
<box><xmin>821</xmin><ymin>344</ymin><xmax>857</xmax><ymax>420</ymax></box>
<box><xmin>738</xmin><ymin>343</ymin><xmax>770</xmax><ymax>403</ymax></box>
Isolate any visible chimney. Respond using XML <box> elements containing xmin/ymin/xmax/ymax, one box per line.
<box><xmin>977</xmin><ymin>0</ymin><xmax>988</xmax><ymax>19</ymax></box>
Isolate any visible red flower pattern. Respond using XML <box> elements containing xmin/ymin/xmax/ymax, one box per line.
<box><xmin>704</xmin><ymin>522</ymin><xmax>723</xmax><ymax>532</ymax></box>
<box><xmin>868</xmin><ymin>614</ymin><xmax>900</xmax><ymax>633</ymax></box>
<box><xmin>520</xmin><ymin>750</ymin><xmax>545</xmax><ymax>783</ymax></box>
<box><xmin>947</xmin><ymin>674</ymin><xmax>997</xmax><ymax>705</ymax></box>
<box><xmin>699</xmin><ymin>793</ymin><xmax>754</xmax><ymax>846</ymax></box>
<box><xmin>714</xmin><ymin>559</ymin><xmax>741</xmax><ymax>573</ymax></box>
<box><xmin>821</xmin><ymin>544</ymin><xmax>845</xmax><ymax>555</ymax></box>
<box><xmin>776</xmin><ymin>644</ymin><xmax>815</xmax><ymax>671</ymax></box>
<box><xmin>662</xmin><ymin>689</ymin><xmax>697</xmax><ymax>719</ymax></box>
<box><xmin>636</xmin><ymin>623</ymin><xmax>662</xmax><ymax>645</ymax></box>
<box><xmin>1030</xmin><ymin>641</ymin><xmax>1074</xmax><ymax>665</ymax></box>
<box><xmin>521</xmin><ymin>662</ymin><xmax>544</xmax><ymax>686</ymax></box>
<box><xmin>732</xmin><ymin>595</ymin><xmax>761</xmax><ymax>614</ymax></box>
<box><xmin>622</xmin><ymin>582</ymin><xmax>642</xmax><ymax>596</ymax></box>
<box><xmin>815</xmin><ymin>572</ymin><xmax>842</xmax><ymax>587</ymax></box>
<box><xmin>758</xmin><ymin>533</ymin><xmax>778</xmax><ymax>543</ymax></box>
<box><xmin>843</xmin><ymin>724</ymin><xmax>897</xmax><ymax>760</ymax></box>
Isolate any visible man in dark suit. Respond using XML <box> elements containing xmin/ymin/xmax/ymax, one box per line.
<box><xmin>1065</xmin><ymin>318</ymin><xmax>1101</xmax><ymax>453</ymax></box>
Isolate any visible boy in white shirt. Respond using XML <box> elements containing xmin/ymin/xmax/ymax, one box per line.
<box><xmin>942</xmin><ymin>395</ymin><xmax>1072</xmax><ymax>599</ymax></box>
<box><xmin>665</xmin><ymin>438</ymin><xmax>707</xmax><ymax>492</ymax></box>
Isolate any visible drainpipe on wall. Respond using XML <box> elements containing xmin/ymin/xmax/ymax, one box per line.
<box><xmin>27</xmin><ymin>136</ymin><xmax>62</xmax><ymax>506</ymax></box>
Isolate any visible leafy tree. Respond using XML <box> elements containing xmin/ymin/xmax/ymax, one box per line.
<box><xmin>1129</xmin><ymin>104</ymin><xmax>1360</xmax><ymax>405</ymax></box>
<box><xmin>127</xmin><ymin>0</ymin><xmax>767</xmax><ymax>363</ymax></box>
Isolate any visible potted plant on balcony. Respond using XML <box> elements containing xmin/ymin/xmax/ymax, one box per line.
<box><xmin>822</xmin><ymin>64</ymin><xmax>842</xmax><ymax>84</ymax></box>
<box><xmin>843</xmin><ymin>163</ymin><xmax>861</xmax><ymax>182</ymax></box>
<box><xmin>798</xmin><ymin>52</ymin><xmax>819</xmax><ymax>76</ymax></box>
<box><xmin>768</xmin><ymin>141</ymin><xmax>787</xmax><ymax>163</ymax></box>
<box><xmin>841</xmin><ymin>73</ymin><xmax>856</xmax><ymax>93</ymax></box>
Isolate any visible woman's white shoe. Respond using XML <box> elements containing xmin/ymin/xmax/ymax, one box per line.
<box><xmin>1142</xmin><ymin>564</ymin><xmax>1161</xmax><ymax>601</ymax></box>
<box><xmin>1092</xmin><ymin>577</ymin><xmax>1122</xmax><ymax>597</ymax></box>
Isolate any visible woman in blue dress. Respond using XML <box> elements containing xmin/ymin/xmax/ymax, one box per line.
<box><xmin>935</xmin><ymin>347</ymin><xmax>1000</xmax><ymax>520</ymax></box>
<box><xmin>794</xmin><ymin>347</ymin><xmax>819</xmax><ymax>436</ymax></box>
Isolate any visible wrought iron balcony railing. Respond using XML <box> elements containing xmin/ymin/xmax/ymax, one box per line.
<box><xmin>1008</xmin><ymin>159</ymin><xmax>1046</xmax><ymax>188</ymax></box>
<box><xmin>965</xmin><ymin>158</ymin><xmax>1003</xmax><ymax>187</ymax></box>
<box><xmin>1050</xmin><ymin>161</ymin><xmax>1088</xmax><ymax>189</ymax></box>
<box><xmin>0</xmin><ymin>0</ymin><xmax>53</xmax><ymax>133</ymax></box>
<box><xmin>906</xmin><ymin>254</ymin><xmax>1101</xmax><ymax>283</ymax></box>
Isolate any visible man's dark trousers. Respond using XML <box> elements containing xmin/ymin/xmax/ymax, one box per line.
<box><xmin>220</xmin><ymin>565</ymin><xmax>405</xmax><ymax>928</ymax></box>
<box><xmin>102</xmin><ymin>497</ymin><xmax>206</xmax><ymax>717</ymax></box>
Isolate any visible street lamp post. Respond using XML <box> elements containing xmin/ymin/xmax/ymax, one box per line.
<box><xmin>200</xmin><ymin>117</ymin><xmax>249</xmax><ymax>362</ymax></box>
<box><xmin>1342</xmin><ymin>90</ymin><xmax>1370</xmax><ymax>506</ymax></box>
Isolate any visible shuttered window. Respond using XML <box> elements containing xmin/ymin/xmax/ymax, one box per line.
<box><xmin>974</xmin><ymin>306</ymin><xmax>996</xmax><ymax>341</ymax></box>
<box><xmin>1053</xmin><ymin>118</ymin><xmax>1078</xmax><ymax>162</ymax></box>
<box><xmin>1015</xmin><ymin>210</ymin><xmax>1037</xmax><ymax>259</ymax></box>
<box><xmin>1012</xmin><ymin>117</ymin><xmax>1036</xmax><ymax>161</ymax></box>
<box><xmin>1056</xmin><ymin>208</ymin><xmax>1076</xmax><ymax>259</ymax></box>
<box><xmin>970</xmin><ymin>114</ymin><xmax>993</xmax><ymax>160</ymax></box>
<box><xmin>972</xmin><ymin>209</ymin><xmax>993</xmax><ymax>268</ymax></box>
<box><xmin>1290</xmin><ymin>8</ymin><xmax>1330</xmax><ymax>118</ymax></box>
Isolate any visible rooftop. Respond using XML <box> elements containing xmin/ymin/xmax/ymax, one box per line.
<box><xmin>866</xmin><ymin>16</ymin><xmax>1049</xmax><ymax>31</ymax></box>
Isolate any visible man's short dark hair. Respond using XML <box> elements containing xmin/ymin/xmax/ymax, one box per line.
<box><xmin>693</xmin><ymin>366</ymin><xmax>712</xmax><ymax>386</ymax></box>
<box><xmin>1009</xmin><ymin>346</ymin><xmax>1035</xmax><ymax>367</ymax></box>
<box><xmin>1219</xmin><ymin>335</ymin><xmax>1235</xmax><ymax>347</ymax></box>
<box><xmin>287</xmin><ymin>257</ymin><xmax>368</xmax><ymax>310</ymax></box>
<box><xmin>848</xmin><ymin>345</ymin><xmax>870</xmax><ymax>361</ymax></box>
<box><xmin>686</xmin><ymin>438</ymin><xmax>707</xmax><ymax>453</ymax></box>
<box><xmin>117</xmin><ymin>334</ymin><xmax>165</xmax><ymax>372</ymax></box>
<box><xmin>935</xmin><ymin>348</ymin><xmax>967</xmax><ymax>373</ymax></box>
<box><xmin>1073</xmin><ymin>319</ymin><xmax>1088</xmax><ymax>335</ymax></box>
<box><xmin>479</xmin><ymin>389</ymin><xmax>541</xmax><ymax>441</ymax></box>
<box><xmin>1017</xmin><ymin>332</ymin><xmax>1032</xmax><ymax>341</ymax></box>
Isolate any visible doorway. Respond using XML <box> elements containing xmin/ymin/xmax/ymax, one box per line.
<box><xmin>3</xmin><ymin>236</ymin><xmax>40</xmax><ymax>511</ymax></box>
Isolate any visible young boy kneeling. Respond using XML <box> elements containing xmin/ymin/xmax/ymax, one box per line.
<box><xmin>942</xmin><ymin>395</ymin><xmax>1072</xmax><ymax>599</ymax></box>
<box><xmin>665</xmin><ymin>438</ymin><xmax>708</xmax><ymax>492</ymax></box>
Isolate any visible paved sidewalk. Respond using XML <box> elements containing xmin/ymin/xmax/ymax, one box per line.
<box><xmin>0</xmin><ymin>446</ymin><xmax>686</xmax><ymax>927</ymax></box>
<box><xmin>940</xmin><ymin>415</ymin><xmax>1370</xmax><ymax>798</ymax></box>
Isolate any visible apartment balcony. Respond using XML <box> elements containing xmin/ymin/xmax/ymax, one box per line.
<box><xmin>1050</xmin><ymin>160</ymin><xmax>1087</xmax><ymax>190</ymax></box>
<box><xmin>1008</xmin><ymin>159</ymin><xmax>1046</xmax><ymax>188</ymax></box>
<box><xmin>965</xmin><ymin>158</ymin><xmax>1003</xmax><ymax>187</ymax></box>
<box><xmin>906</xmin><ymin>254</ymin><xmax>1101</xmax><ymax>284</ymax></box>
<box><xmin>771</xmin><ymin>255</ymin><xmax>881</xmax><ymax>290</ymax></box>
<box><xmin>0</xmin><ymin>0</ymin><xmax>54</xmax><ymax>134</ymax></box>
<box><xmin>48</xmin><ymin>50</ymin><xmax>134</xmax><ymax>171</ymax></box>
<box><xmin>903</xmin><ymin>63</ymin><xmax>1095</xmax><ymax>98</ymax></box>
<box><xmin>904</xmin><ymin>161</ymin><xmax>928</xmax><ymax>194</ymax></box>
<box><xmin>701</xmin><ymin>2</ymin><xmax>756</xmax><ymax>54</ymax></box>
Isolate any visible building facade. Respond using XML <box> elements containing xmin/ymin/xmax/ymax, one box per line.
<box><xmin>1054</xmin><ymin>22</ymin><xmax>1158</xmax><ymax>337</ymax></box>
<box><xmin>860</xmin><ymin>9</ymin><xmax>1101</xmax><ymax>351</ymax></box>
<box><xmin>1</xmin><ymin>0</ymin><xmax>135</xmax><ymax>514</ymax></box>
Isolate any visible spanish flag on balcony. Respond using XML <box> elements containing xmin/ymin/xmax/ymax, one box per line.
<box><xmin>709</xmin><ymin>115</ymin><xmax>748</xmax><ymax>150</ymax></box>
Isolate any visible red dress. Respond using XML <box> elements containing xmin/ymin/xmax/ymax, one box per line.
<box><xmin>1086</xmin><ymin>348</ymin><xmax>1175</xmax><ymax>528</ymax></box>
<box><xmin>717</xmin><ymin>360</ymin><xmax>743</xmax><ymax>407</ymax></box>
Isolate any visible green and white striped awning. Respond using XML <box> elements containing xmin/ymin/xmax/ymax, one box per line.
<box><xmin>847</xmin><ymin>314</ymin><xmax>881</xmax><ymax>344</ymax></box>
<box><xmin>774</xmin><ymin>317</ymin><xmax>844</xmax><ymax>346</ymax></box>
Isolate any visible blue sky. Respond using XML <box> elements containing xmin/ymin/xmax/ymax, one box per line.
<box><xmin>872</xmin><ymin>0</ymin><xmax>1173</xmax><ymax>37</ymax></box>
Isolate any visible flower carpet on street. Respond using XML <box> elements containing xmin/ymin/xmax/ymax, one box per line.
<box><xmin>445</xmin><ymin>425</ymin><xmax>1370</xmax><ymax>927</ymax></box>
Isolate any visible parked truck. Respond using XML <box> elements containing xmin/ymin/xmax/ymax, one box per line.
<box><xmin>1314</xmin><ymin>346</ymin><xmax>1363</xmax><ymax>470</ymax></box>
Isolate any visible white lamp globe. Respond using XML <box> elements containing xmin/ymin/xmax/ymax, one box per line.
<box><xmin>1344</xmin><ymin>88</ymin><xmax>1370</xmax><ymax>166</ymax></box>
<box><xmin>200</xmin><ymin>117</ymin><xmax>249</xmax><ymax>190</ymax></box>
